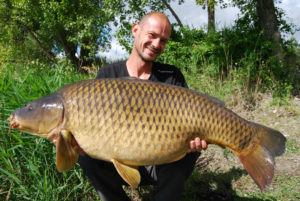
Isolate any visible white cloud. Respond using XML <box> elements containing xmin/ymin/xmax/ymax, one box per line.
<box><xmin>97</xmin><ymin>38</ymin><xmax>129</xmax><ymax>62</ymax></box>
<box><xmin>166</xmin><ymin>0</ymin><xmax>240</xmax><ymax>30</ymax></box>
<box><xmin>278</xmin><ymin>0</ymin><xmax>300</xmax><ymax>41</ymax></box>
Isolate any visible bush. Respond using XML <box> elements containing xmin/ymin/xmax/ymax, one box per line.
<box><xmin>157</xmin><ymin>27</ymin><xmax>297</xmax><ymax>101</ymax></box>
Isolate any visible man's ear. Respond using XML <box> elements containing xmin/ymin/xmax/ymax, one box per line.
<box><xmin>132</xmin><ymin>23</ymin><xmax>139</xmax><ymax>38</ymax></box>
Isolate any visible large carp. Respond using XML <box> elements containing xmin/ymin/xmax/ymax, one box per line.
<box><xmin>8</xmin><ymin>78</ymin><xmax>286</xmax><ymax>190</ymax></box>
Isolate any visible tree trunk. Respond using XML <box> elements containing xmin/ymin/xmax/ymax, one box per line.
<box><xmin>256</xmin><ymin>0</ymin><xmax>284</xmax><ymax>61</ymax></box>
<box><xmin>56</xmin><ymin>28</ymin><xmax>81</xmax><ymax>70</ymax></box>
<box><xmin>207</xmin><ymin>0</ymin><xmax>215</xmax><ymax>34</ymax></box>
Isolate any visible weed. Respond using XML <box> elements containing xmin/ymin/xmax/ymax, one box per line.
<box><xmin>286</xmin><ymin>139</ymin><xmax>300</xmax><ymax>154</ymax></box>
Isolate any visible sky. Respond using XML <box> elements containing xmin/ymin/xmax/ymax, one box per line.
<box><xmin>98</xmin><ymin>0</ymin><xmax>300</xmax><ymax>61</ymax></box>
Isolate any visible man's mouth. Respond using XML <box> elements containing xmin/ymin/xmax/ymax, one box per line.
<box><xmin>146</xmin><ymin>46</ymin><xmax>160</xmax><ymax>55</ymax></box>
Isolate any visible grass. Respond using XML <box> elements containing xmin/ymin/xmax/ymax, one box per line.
<box><xmin>1</xmin><ymin>63</ymin><xmax>299</xmax><ymax>200</ymax></box>
<box><xmin>0</xmin><ymin>63</ymin><xmax>100</xmax><ymax>200</ymax></box>
<box><xmin>286</xmin><ymin>139</ymin><xmax>300</xmax><ymax>154</ymax></box>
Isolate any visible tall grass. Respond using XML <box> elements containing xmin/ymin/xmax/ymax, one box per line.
<box><xmin>0</xmin><ymin>63</ymin><xmax>100</xmax><ymax>200</ymax></box>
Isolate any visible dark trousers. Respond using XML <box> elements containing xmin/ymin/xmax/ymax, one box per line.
<box><xmin>78</xmin><ymin>152</ymin><xmax>200</xmax><ymax>201</ymax></box>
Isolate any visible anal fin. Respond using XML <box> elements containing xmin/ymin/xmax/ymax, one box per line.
<box><xmin>111</xmin><ymin>159</ymin><xmax>140</xmax><ymax>188</ymax></box>
<box><xmin>56</xmin><ymin>130</ymin><xmax>78</xmax><ymax>172</ymax></box>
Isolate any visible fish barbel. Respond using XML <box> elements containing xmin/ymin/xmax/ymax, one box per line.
<box><xmin>8</xmin><ymin>78</ymin><xmax>286</xmax><ymax>190</ymax></box>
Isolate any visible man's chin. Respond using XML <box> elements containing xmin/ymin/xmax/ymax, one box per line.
<box><xmin>141</xmin><ymin>53</ymin><xmax>158</xmax><ymax>62</ymax></box>
<box><xmin>142</xmin><ymin>57</ymin><xmax>155</xmax><ymax>62</ymax></box>
<box><xmin>137</xmin><ymin>49</ymin><xmax>158</xmax><ymax>62</ymax></box>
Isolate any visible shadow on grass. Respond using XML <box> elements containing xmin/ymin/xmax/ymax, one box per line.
<box><xmin>128</xmin><ymin>154</ymin><xmax>277</xmax><ymax>201</ymax></box>
<box><xmin>181</xmin><ymin>167</ymin><xmax>274</xmax><ymax>201</ymax></box>
<box><xmin>130</xmin><ymin>167</ymin><xmax>272</xmax><ymax>201</ymax></box>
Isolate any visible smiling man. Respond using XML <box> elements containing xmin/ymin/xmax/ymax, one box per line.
<box><xmin>78</xmin><ymin>12</ymin><xmax>208</xmax><ymax>201</ymax></box>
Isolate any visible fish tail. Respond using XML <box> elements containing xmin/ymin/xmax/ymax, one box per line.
<box><xmin>236</xmin><ymin>123</ymin><xmax>286</xmax><ymax>191</ymax></box>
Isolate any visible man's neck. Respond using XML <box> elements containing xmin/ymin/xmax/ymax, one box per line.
<box><xmin>126</xmin><ymin>54</ymin><xmax>153</xmax><ymax>80</ymax></box>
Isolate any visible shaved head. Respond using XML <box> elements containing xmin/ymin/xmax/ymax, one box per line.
<box><xmin>139</xmin><ymin>12</ymin><xmax>171</xmax><ymax>30</ymax></box>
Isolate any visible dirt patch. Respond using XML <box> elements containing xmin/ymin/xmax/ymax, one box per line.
<box><xmin>230</xmin><ymin>94</ymin><xmax>300</xmax><ymax>176</ymax></box>
<box><xmin>276</xmin><ymin>156</ymin><xmax>300</xmax><ymax>175</ymax></box>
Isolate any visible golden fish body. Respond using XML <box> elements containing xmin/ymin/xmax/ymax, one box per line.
<box><xmin>8</xmin><ymin>78</ymin><xmax>286</xmax><ymax>190</ymax></box>
<box><xmin>61</xmin><ymin>79</ymin><xmax>250</xmax><ymax>164</ymax></box>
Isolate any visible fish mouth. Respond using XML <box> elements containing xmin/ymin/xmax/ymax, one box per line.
<box><xmin>7</xmin><ymin>113</ymin><xmax>20</xmax><ymax>134</ymax></box>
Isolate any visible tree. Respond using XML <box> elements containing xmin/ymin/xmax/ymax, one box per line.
<box><xmin>196</xmin><ymin>0</ymin><xmax>228</xmax><ymax>34</ymax></box>
<box><xmin>197</xmin><ymin>0</ymin><xmax>216</xmax><ymax>34</ymax></box>
<box><xmin>256</xmin><ymin>0</ymin><xmax>284</xmax><ymax>61</ymax></box>
<box><xmin>207</xmin><ymin>0</ymin><xmax>215</xmax><ymax>34</ymax></box>
<box><xmin>0</xmin><ymin>0</ymin><xmax>124</xmax><ymax>70</ymax></box>
<box><xmin>232</xmin><ymin>0</ymin><xmax>289</xmax><ymax>62</ymax></box>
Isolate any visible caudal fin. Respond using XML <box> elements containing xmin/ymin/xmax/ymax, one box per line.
<box><xmin>237</xmin><ymin>124</ymin><xmax>286</xmax><ymax>191</ymax></box>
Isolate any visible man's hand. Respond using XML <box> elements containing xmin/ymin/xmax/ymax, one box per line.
<box><xmin>188</xmin><ymin>137</ymin><xmax>208</xmax><ymax>153</ymax></box>
<box><xmin>51</xmin><ymin>134</ymin><xmax>86</xmax><ymax>156</ymax></box>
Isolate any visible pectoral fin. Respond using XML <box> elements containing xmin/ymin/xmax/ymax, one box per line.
<box><xmin>111</xmin><ymin>159</ymin><xmax>140</xmax><ymax>188</ymax></box>
<box><xmin>56</xmin><ymin>130</ymin><xmax>78</xmax><ymax>172</ymax></box>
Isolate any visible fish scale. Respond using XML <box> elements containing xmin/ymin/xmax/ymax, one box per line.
<box><xmin>8</xmin><ymin>78</ymin><xmax>286</xmax><ymax>190</ymax></box>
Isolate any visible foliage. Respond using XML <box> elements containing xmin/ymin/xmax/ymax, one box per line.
<box><xmin>196</xmin><ymin>0</ymin><xmax>228</xmax><ymax>9</ymax></box>
<box><xmin>0</xmin><ymin>0</ymin><xmax>124</xmax><ymax>69</ymax></box>
<box><xmin>232</xmin><ymin>0</ymin><xmax>297</xmax><ymax>37</ymax></box>
<box><xmin>157</xmin><ymin>26</ymin><xmax>297</xmax><ymax>100</ymax></box>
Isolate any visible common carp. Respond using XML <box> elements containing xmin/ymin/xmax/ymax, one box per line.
<box><xmin>8</xmin><ymin>78</ymin><xmax>286</xmax><ymax>190</ymax></box>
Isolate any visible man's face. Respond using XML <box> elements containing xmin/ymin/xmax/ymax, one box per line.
<box><xmin>133</xmin><ymin>17</ymin><xmax>171</xmax><ymax>62</ymax></box>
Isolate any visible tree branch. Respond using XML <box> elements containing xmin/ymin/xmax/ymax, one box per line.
<box><xmin>18</xmin><ymin>21</ymin><xmax>55</xmax><ymax>61</ymax></box>
<box><xmin>4</xmin><ymin>0</ymin><xmax>55</xmax><ymax>61</ymax></box>
<box><xmin>162</xmin><ymin>0</ymin><xmax>183</xmax><ymax>28</ymax></box>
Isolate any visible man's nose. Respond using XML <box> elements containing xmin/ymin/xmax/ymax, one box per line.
<box><xmin>152</xmin><ymin>38</ymin><xmax>160</xmax><ymax>48</ymax></box>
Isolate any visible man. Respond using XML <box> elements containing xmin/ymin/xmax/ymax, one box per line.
<box><xmin>78</xmin><ymin>12</ymin><xmax>208</xmax><ymax>201</ymax></box>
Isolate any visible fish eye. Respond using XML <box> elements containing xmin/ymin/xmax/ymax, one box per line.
<box><xmin>26</xmin><ymin>104</ymin><xmax>33</xmax><ymax>111</ymax></box>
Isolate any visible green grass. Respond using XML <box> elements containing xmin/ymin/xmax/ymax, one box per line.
<box><xmin>286</xmin><ymin>139</ymin><xmax>300</xmax><ymax>154</ymax></box>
